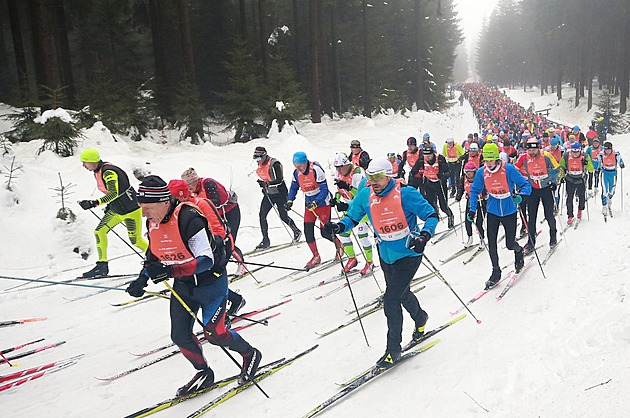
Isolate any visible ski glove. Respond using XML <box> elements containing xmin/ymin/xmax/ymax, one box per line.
<box><xmin>146</xmin><ymin>262</ymin><xmax>173</xmax><ymax>283</ymax></box>
<box><xmin>621</xmin><ymin>162</ymin><xmax>625</xmax><ymax>169</ymax></box>
<box><xmin>306</xmin><ymin>201</ymin><xmax>318</xmax><ymax>210</ymax></box>
<box><xmin>549</xmin><ymin>182</ymin><xmax>557</xmax><ymax>192</ymax></box>
<box><xmin>284</xmin><ymin>200</ymin><xmax>293</xmax><ymax>211</ymax></box>
<box><xmin>466</xmin><ymin>211</ymin><xmax>475</xmax><ymax>223</ymax></box>
<box><xmin>126</xmin><ymin>274</ymin><xmax>149</xmax><ymax>298</ymax></box>
<box><xmin>79</xmin><ymin>200</ymin><xmax>98</xmax><ymax>210</ymax></box>
<box><xmin>408</xmin><ymin>231</ymin><xmax>431</xmax><ymax>254</ymax></box>
<box><xmin>323</xmin><ymin>221</ymin><xmax>344</xmax><ymax>235</ymax></box>
<box><xmin>257</xmin><ymin>179</ymin><xmax>265</xmax><ymax>188</ymax></box>
<box><xmin>334</xmin><ymin>179</ymin><xmax>352</xmax><ymax>191</ymax></box>
<box><xmin>336</xmin><ymin>201</ymin><xmax>349</xmax><ymax>212</ymax></box>
<box><xmin>513</xmin><ymin>194</ymin><xmax>528</xmax><ymax>205</ymax></box>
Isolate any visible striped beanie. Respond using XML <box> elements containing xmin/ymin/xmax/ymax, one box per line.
<box><xmin>137</xmin><ymin>175</ymin><xmax>171</xmax><ymax>203</ymax></box>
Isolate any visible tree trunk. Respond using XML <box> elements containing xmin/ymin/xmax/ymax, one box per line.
<box><xmin>556</xmin><ymin>70</ymin><xmax>562</xmax><ymax>100</ymax></box>
<box><xmin>7</xmin><ymin>0</ymin><xmax>30</xmax><ymax>98</ymax></box>
<box><xmin>29</xmin><ymin>0</ymin><xmax>57</xmax><ymax>104</ymax></box>
<box><xmin>415</xmin><ymin>0</ymin><xmax>425</xmax><ymax>111</ymax></box>
<box><xmin>239</xmin><ymin>0</ymin><xmax>247</xmax><ymax>36</ymax></box>
<box><xmin>258</xmin><ymin>0</ymin><xmax>269</xmax><ymax>79</ymax></box>
<box><xmin>361</xmin><ymin>0</ymin><xmax>371</xmax><ymax>117</ymax></box>
<box><xmin>52</xmin><ymin>0</ymin><xmax>74</xmax><ymax>107</ymax></box>
<box><xmin>148</xmin><ymin>0</ymin><xmax>176</xmax><ymax>119</ymax></box>
<box><xmin>177</xmin><ymin>0</ymin><xmax>196</xmax><ymax>84</ymax></box>
<box><xmin>309</xmin><ymin>0</ymin><xmax>321</xmax><ymax>123</ymax></box>
<box><xmin>330</xmin><ymin>6</ymin><xmax>341</xmax><ymax>112</ymax></box>
<box><xmin>319</xmin><ymin>2</ymin><xmax>333</xmax><ymax>118</ymax></box>
<box><xmin>292</xmin><ymin>0</ymin><xmax>302</xmax><ymax>81</ymax></box>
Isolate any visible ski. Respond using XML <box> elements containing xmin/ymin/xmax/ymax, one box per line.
<box><xmin>185</xmin><ymin>345</ymin><xmax>319</xmax><ymax>418</ymax></box>
<box><xmin>243</xmin><ymin>241</ymin><xmax>299</xmax><ymax>257</ymax></box>
<box><xmin>96</xmin><ymin>349</ymin><xmax>182</xmax><ymax>381</ymax></box>
<box><xmin>110</xmin><ymin>289</ymin><xmax>170</xmax><ymax>307</ymax></box>
<box><xmin>0</xmin><ymin>357</ymin><xmax>81</xmax><ymax>392</ymax></box>
<box><xmin>573</xmin><ymin>218</ymin><xmax>581</xmax><ymax>230</ymax></box>
<box><xmin>1</xmin><ymin>341</ymin><xmax>66</xmax><ymax>364</ymax></box>
<box><xmin>496</xmin><ymin>256</ymin><xmax>536</xmax><ymax>300</ymax></box>
<box><xmin>2</xmin><ymin>338</ymin><xmax>45</xmax><ymax>355</ymax></box>
<box><xmin>122</xmin><ymin>358</ymin><xmax>288</xmax><ymax>418</ymax></box>
<box><xmin>450</xmin><ymin>271</ymin><xmax>514</xmax><ymax>315</ymax></box>
<box><xmin>303</xmin><ymin>340</ymin><xmax>440</xmax><ymax>418</ymax></box>
<box><xmin>462</xmin><ymin>245</ymin><xmax>485</xmax><ymax>265</ymax></box>
<box><xmin>0</xmin><ymin>317</ymin><xmax>47</xmax><ymax>327</ymax></box>
<box><xmin>317</xmin><ymin>286</ymin><xmax>426</xmax><ymax>338</ymax></box>
<box><xmin>541</xmin><ymin>241</ymin><xmax>563</xmax><ymax>266</ymax></box>
<box><xmin>439</xmin><ymin>246</ymin><xmax>476</xmax><ymax>264</ymax></box>
<box><xmin>401</xmin><ymin>313</ymin><xmax>466</xmax><ymax>352</ymax></box>
<box><xmin>430</xmin><ymin>227</ymin><xmax>456</xmax><ymax>245</ymax></box>
<box><xmin>228</xmin><ymin>262</ymin><xmax>275</xmax><ymax>284</ymax></box>
<box><xmin>129</xmin><ymin>300</ymin><xmax>291</xmax><ymax>358</ymax></box>
<box><xmin>281</xmin><ymin>269</ymin><xmax>361</xmax><ymax>298</ymax></box>
<box><xmin>313</xmin><ymin>274</ymin><xmax>369</xmax><ymax>301</ymax></box>
<box><xmin>0</xmin><ymin>354</ymin><xmax>84</xmax><ymax>384</ymax></box>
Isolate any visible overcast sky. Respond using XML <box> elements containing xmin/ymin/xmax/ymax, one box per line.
<box><xmin>453</xmin><ymin>0</ymin><xmax>498</xmax><ymax>48</ymax></box>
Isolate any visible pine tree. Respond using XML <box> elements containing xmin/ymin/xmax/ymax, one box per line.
<box><xmin>174</xmin><ymin>76</ymin><xmax>208</xmax><ymax>144</ymax></box>
<box><xmin>263</xmin><ymin>28</ymin><xmax>308</xmax><ymax>130</ymax></box>
<box><xmin>216</xmin><ymin>36</ymin><xmax>267</xmax><ymax>142</ymax></box>
<box><xmin>594</xmin><ymin>88</ymin><xmax>629</xmax><ymax>137</ymax></box>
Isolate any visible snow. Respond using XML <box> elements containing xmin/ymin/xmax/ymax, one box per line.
<box><xmin>1</xmin><ymin>86</ymin><xmax>630</xmax><ymax>417</ymax></box>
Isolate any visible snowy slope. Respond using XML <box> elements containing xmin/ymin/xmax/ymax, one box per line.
<box><xmin>1</xmin><ymin>87</ymin><xmax>629</xmax><ymax>418</ymax></box>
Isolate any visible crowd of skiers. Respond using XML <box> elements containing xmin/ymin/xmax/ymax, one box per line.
<box><xmin>75</xmin><ymin>80</ymin><xmax>624</xmax><ymax>391</ymax></box>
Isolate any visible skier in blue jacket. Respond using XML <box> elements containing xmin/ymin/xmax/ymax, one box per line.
<box><xmin>468</xmin><ymin>143</ymin><xmax>532</xmax><ymax>290</ymax></box>
<box><xmin>324</xmin><ymin>158</ymin><xmax>438</xmax><ymax>369</ymax></box>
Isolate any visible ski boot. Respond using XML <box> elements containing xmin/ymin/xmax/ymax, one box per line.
<box><xmin>176</xmin><ymin>368</ymin><xmax>214</xmax><ymax>397</ymax></box>
<box><xmin>484</xmin><ymin>267</ymin><xmax>501</xmax><ymax>290</ymax></box>
<box><xmin>238</xmin><ymin>348</ymin><xmax>262</xmax><ymax>385</ymax></box>
<box><xmin>360</xmin><ymin>261</ymin><xmax>374</xmax><ymax>276</ymax></box>
<box><xmin>376</xmin><ymin>350</ymin><xmax>401</xmax><ymax>369</ymax></box>
<box><xmin>82</xmin><ymin>261</ymin><xmax>108</xmax><ymax>278</ymax></box>
<box><xmin>343</xmin><ymin>257</ymin><xmax>358</xmax><ymax>273</ymax></box>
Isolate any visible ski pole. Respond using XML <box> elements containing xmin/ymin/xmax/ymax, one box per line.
<box><xmin>329</xmin><ymin>231</ymin><xmax>370</xmax><ymax>347</ymax></box>
<box><xmin>517</xmin><ymin>208</ymin><xmax>547</xmax><ymax>279</ymax></box>
<box><xmin>585</xmin><ymin>187</ymin><xmax>590</xmax><ymax>220</ymax></box>
<box><xmin>458</xmin><ymin>200</ymin><xmax>464</xmax><ymax>244</ymax></box>
<box><xmin>0</xmin><ymin>274</ymin><xmax>167</xmax><ymax>297</ymax></box>
<box><xmin>0</xmin><ymin>352</ymin><xmax>16</xmax><ymax>367</ymax></box>
<box><xmin>161</xmin><ymin>281</ymin><xmax>269</xmax><ymax>398</ymax></box>
<box><xmin>291</xmin><ymin>207</ymin><xmax>322</xmax><ymax>230</ymax></box>
<box><xmin>421</xmin><ymin>255</ymin><xmax>482</xmax><ymax>324</ymax></box>
<box><xmin>264</xmin><ymin>192</ymin><xmax>295</xmax><ymax>241</ymax></box>
<box><xmin>227</xmin><ymin>260</ymin><xmax>306</xmax><ymax>272</ymax></box>
<box><xmin>335</xmin><ymin>208</ymin><xmax>382</xmax><ymax>294</ymax></box>
<box><xmin>86</xmin><ymin>208</ymin><xmax>145</xmax><ymax>259</ymax></box>
<box><xmin>229</xmin><ymin>314</ymin><xmax>269</xmax><ymax>326</ymax></box>
<box><xmin>620</xmin><ymin>167</ymin><xmax>623</xmax><ymax>211</ymax></box>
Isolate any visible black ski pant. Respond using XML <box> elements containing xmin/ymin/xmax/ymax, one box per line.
<box><xmin>379</xmin><ymin>254</ymin><xmax>426</xmax><ymax>353</ymax></box>
<box><xmin>423</xmin><ymin>180</ymin><xmax>453</xmax><ymax>218</ymax></box>
<box><xmin>465</xmin><ymin>198</ymin><xmax>486</xmax><ymax>239</ymax></box>
<box><xmin>587</xmin><ymin>168</ymin><xmax>601</xmax><ymax>190</ymax></box>
<box><xmin>448</xmin><ymin>162</ymin><xmax>461</xmax><ymax>195</ymax></box>
<box><xmin>565</xmin><ymin>180</ymin><xmax>586</xmax><ymax>218</ymax></box>
<box><xmin>486</xmin><ymin>212</ymin><xmax>522</xmax><ymax>270</ymax></box>
<box><xmin>259</xmin><ymin>191</ymin><xmax>297</xmax><ymax>239</ymax></box>
<box><xmin>526</xmin><ymin>186</ymin><xmax>557</xmax><ymax>247</ymax></box>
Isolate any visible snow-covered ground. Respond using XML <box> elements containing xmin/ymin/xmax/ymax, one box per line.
<box><xmin>1</xmin><ymin>85</ymin><xmax>630</xmax><ymax>417</ymax></box>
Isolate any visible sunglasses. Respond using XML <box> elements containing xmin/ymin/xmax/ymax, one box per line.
<box><xmin>365</xmin><ymin>171</ymin><xmax>387</xmax><ymax>182</ymax></box>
